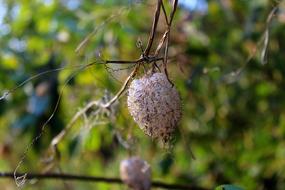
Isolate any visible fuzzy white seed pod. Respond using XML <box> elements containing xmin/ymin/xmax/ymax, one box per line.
<box><xmin>127</xmin><ymin>72</ymin><xmax>182</xmax><ymax>143</ymax></box>
<box><xmin>120</xmin><ymin>157</ymin><xmax>151</xmax><ymax>190</ymax></box>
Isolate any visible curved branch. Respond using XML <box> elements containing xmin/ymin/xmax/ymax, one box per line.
<box><xmin>0</xmin><ymin>172</ymin><xmax>209</xmax><ymax>190</ymax></box>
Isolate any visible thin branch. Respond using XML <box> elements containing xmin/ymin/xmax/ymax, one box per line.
<box><xmin>144</xmin><ymin>0</ymin><xmax>162</xmax><ymax>56</ymax></box>
<box><xmin>48</xmin><ymin>56</ymin><xmax>162</xmax><ymax>163</ymax></box>
<box><xmin>1</xmin><ymin>55</ymin><xmax>164</xmax><ymax>102</ymax></box>
<box><xmin>169</xmin><ymin>0</ymin><xmax>178</xmax><ymax>25</ymax></box>
<box><xmin>163</xmin><ymin>32</ymin><xmax>170</xmax><ymax>68</ymax></box>
<box><xmin>101</xmin><ymin>64</ymin><xmax>140</xmax><ymax>108</ymax></box>
<box><xmin>50</xmin><ymin>100</ymin><xmax>101</xmax><ymax>147</ymax></box>
<box><xmin>14</xmin><ymin>67</ymin><xmax>90</xmax><ymax>187</ymax></box>
<box><xmin>105</xmin><ymin>60</ymin><xmax>140</xmax><ymax>64</ymax></box>
<box><xmin>161</xmin><ymin>1</ymin><xmax>169</xmax><ymax>24</ymax></box>
<box><xmin>162</xmin><ymin>0</ymin><xmax>179</xmax><ymax>85</ymax></box>
<box><xmin>105</xmin><ymin>56</ymin><xmax>163</xmax><ymax>64</ymax></box>
<box><xmin>154</xmin><ymin>30</ymin><xmax>169</xmax><ymax>56</ymax></box>
<box><xmin>219</xmin><ymin>2</ymin><xmax>280</xmax><ymax>83</ymax></box>
<box><xmin>0</xmin><ymin>63</ymin><xmax>96</xmax><ymax>102</ymax></box>
<box><xmin>48</xmin><ymin>64</ymin><xmax>140</xmax><ymax>160</ymax></box>
<box><xmin>0</xmin><ymin>172</ymin><xmax>210</xmax><ymax>190</ymax></box>
<box><xmin>260</xmin><ymin>6</ymin><xmax>278</xmax><ymax>64</ymax></box>
<box><xmin>164</xmin><ymin>0</ymin><xmax>179</xmax><ymax>62</ymax></box>
<box><xmin>75</xmin><ymin>7</ymin><xmax>128</xmax><ymax>54</ymax></box>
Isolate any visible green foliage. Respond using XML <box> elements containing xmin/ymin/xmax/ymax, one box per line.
<box><xmin>0</xmin><ymin>0</ymin><xmax>285</xmax><ymax>189</ymax></box>
<box><xmin>215</xmin><ymin>184</ymin><xmax>244</xmax><ymax>190</ymax></box>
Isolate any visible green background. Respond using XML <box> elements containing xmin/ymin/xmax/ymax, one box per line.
<box><xmin>0</xmin><ymin>0</ymin><xmax>284</xmax><ymax>189</ymax></box>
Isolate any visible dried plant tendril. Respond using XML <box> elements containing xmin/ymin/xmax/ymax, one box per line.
<box><xmin>120</xmin><ymin>157</ymin><xmax>151</xmax><ymax>190</ymax></box>
<box><xmin>0</xmin><ymin>91</ymin><xmax>10</xmax><ymax>101</ymax></box>
<box><xmin>127</xmin><ymin>72</ymin><xmax>182</xmax><ymax>144</ymax></box>
<box><xmin>14</xmin><ymin>173</ymin><xmax>27</xmax><ymax>187</ymax></box>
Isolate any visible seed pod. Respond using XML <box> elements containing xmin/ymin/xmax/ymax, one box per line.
<box><xmin>120</xmin><ymin>157</ymin><xmax>151</xmax><ymax>190</ymax></box>
<box><xmin>127</xmin><ymin>72</ymin><xmax>182</xmax><ymax>143</ymax></box>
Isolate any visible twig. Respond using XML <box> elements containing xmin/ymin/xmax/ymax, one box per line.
<box><xmin>105</xmin><ymin>56</ymin><xmax>163</xmax><ymax>64</ymax></box>
<box><xmin>101</xmin><ymin>64</ymin><xmax>140</xmax><ymax>108</ymax></box>
<box><xmin>50</xmin><ymin>100</ymin><xmax>101</xmax><ymax>147</ymax></box>
<box><xmin>219</xmin><ymin>2</ymin><xmax>280</xmax><ymax>83</ymax></box>
<box><xmin>155</xmin><ymin>30</ymin><xmax>169</xmax><ymax>56</ymax></box>
<box><xmin>75</xmin><ymin>7</ymin><xmax>129</xmax><ymax>54</ymax></box>
<box><xmin>169</xmin><ymin>0</ymin><xmax>178</xmax><ymax>25</ymax></box>
<box><xmin>47</xmin><ymin>64</ymin><xmax>140</xmax><ymax>165</ymax></box>
<box><xmin>0</xmin><ymin>172</ymin><xmax>210</xmax><ymax>190</ymax></box>
<box><xmin>162</xmin><ymin>0</ymin><xmax>179</xmax><ymax>85</ymax></box>
<box><xmin>14</xmin><ymin>67</ymin><xmax>88</xmax><ymax>187</ymax></box>
<box><xmin>144</xmin><ymin>0</ymin><xmax>162</xmax><ymax>56</ymax></box>
<box><xmin>48</xmin><ymin>55</ymin><xmax>163</xmax><ymax>162</ymax></box>
<box><xmin>161</xmin><ymin>1</ymin><xmax>169</xmax><ymax>24</ymax></box>
<box><xmin>0</xmin><ymin>56</ymin><xmax>163</xmax><ymax>102</ymax></box>
<box><xmin>260</xmin><ymin>6</ymin><xmax>278</xmax><ymax>64</ymax></box>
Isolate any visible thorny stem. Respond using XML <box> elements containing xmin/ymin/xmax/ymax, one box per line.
<box><xmin>1</xmin><ymin>172</ymin><xmax>210</xmax><ymax>190</ymax></box>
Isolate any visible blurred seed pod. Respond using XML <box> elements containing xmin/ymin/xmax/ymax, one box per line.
<box><xmin>120</xmin><ymin>156</ymin><xmax>151</xmax><ymax>190</ymax></box>
<box><xmin>127</xmin><ymin>72</ymin><xmax>182</xmax><ymax>143</ymax></box>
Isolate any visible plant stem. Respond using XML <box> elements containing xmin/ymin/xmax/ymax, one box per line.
<box><xmin>0</xmin><ymin>172</ymin><xmax>209</xmax><ymax>190</ymax></box>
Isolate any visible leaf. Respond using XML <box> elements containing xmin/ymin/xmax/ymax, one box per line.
<box><xmin>215</xmin><ymin>184</ymin><xmax>244</xmax><ymax>190</ymax></box>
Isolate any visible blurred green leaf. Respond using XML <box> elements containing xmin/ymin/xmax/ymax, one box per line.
<box><xmin>215</xmin><ymin>184</ymin><xmax>244</xmax><ymax>190</ymax></box>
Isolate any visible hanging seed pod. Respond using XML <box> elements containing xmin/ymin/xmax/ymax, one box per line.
<box><xmin>120</xmin><ymin>157</ymin><xmax>151</xmax><ymax>190</ymax></box>
<box><xmin>127</xmin><ymin>72</ymin><xmax>182</xmax><ymax>143</ymax></box>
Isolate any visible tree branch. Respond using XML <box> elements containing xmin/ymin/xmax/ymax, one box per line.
<box><xmin>0</xmin><ymin>172</ymin><xmax>209</xmax><ymax>190</ymax></box>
